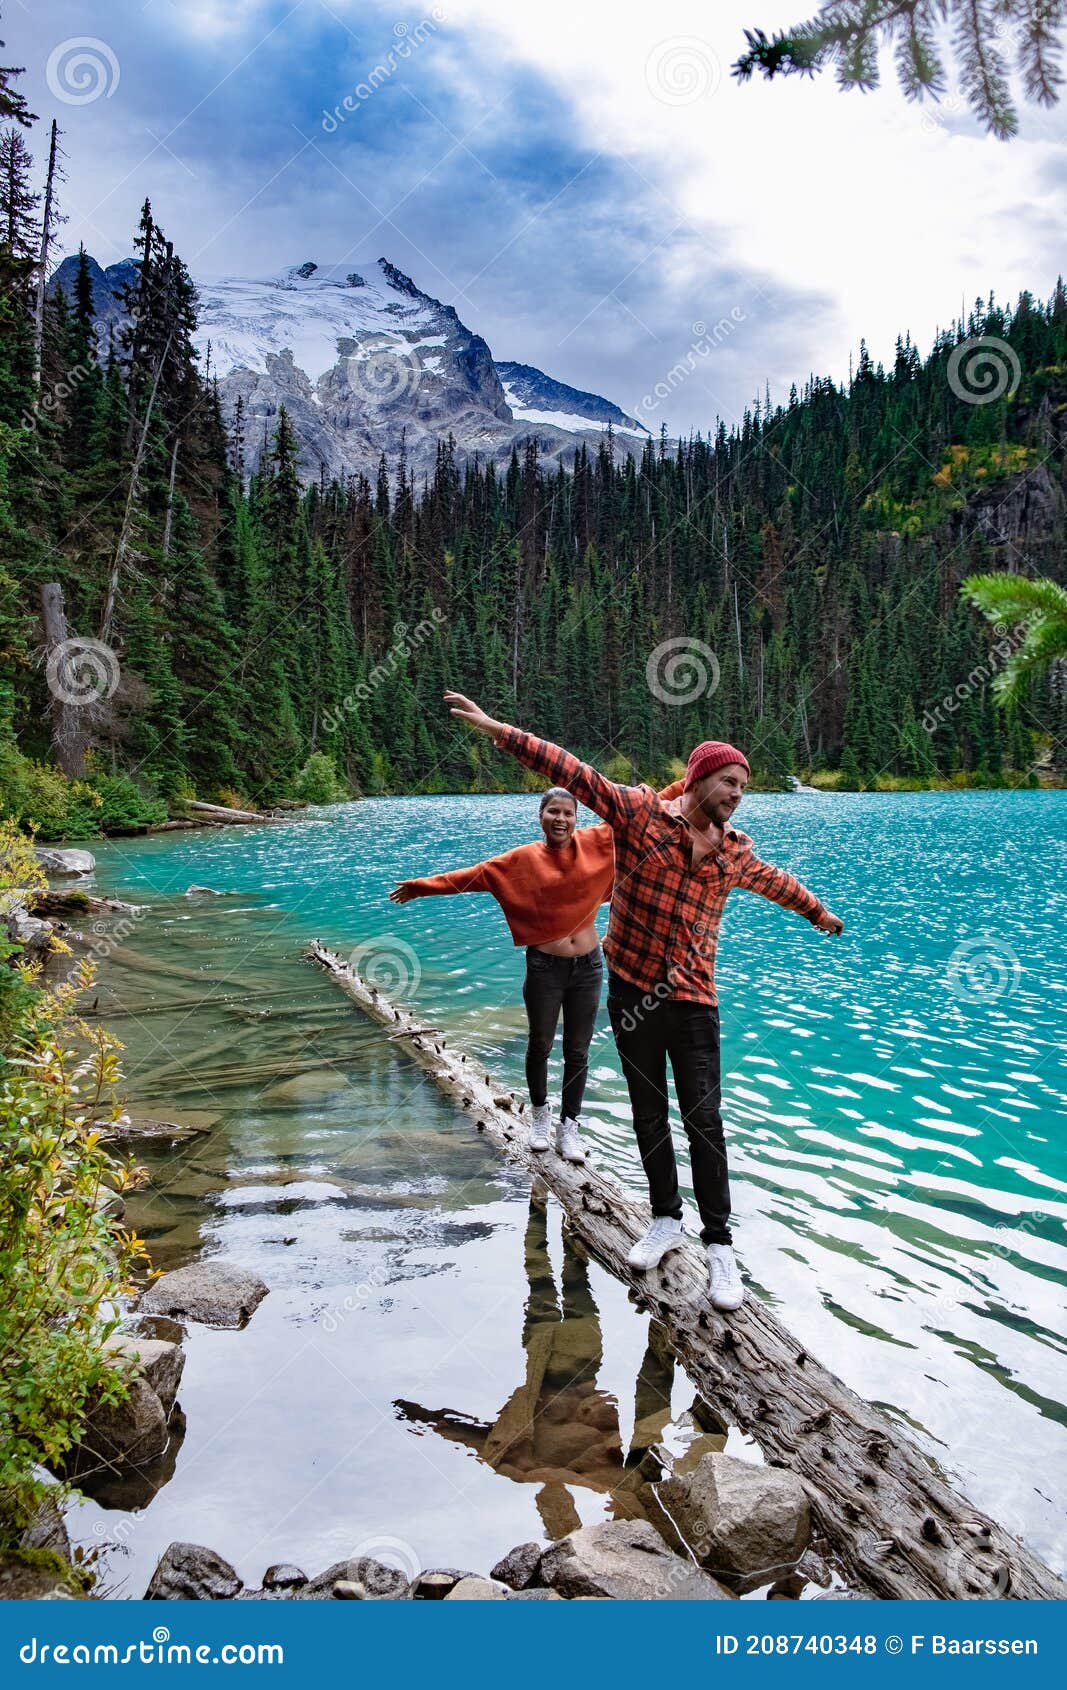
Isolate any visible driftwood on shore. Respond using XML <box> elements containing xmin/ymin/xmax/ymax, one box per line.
<box><xmin>306</xmin><ymin>939</ymin><xmax>1066</xmax><ymax>1603</ymax></box>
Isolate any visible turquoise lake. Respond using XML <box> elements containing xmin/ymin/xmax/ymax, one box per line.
<box><xmin>71</xmin><ymin>790</ymin><xmax>1067</xmax><ymax>1593</ymax></box>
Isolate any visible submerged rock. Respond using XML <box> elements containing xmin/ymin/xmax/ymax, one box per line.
<box><xmin>655</xmin><ymin>1452</ymin><xmax>810</xmax><ymax>1591</ymax></box>
<box><xmin>145</xmin><ymin>1542</ymin><xmax>243</xmax><ymax>1600</ymax></box>
<box><xmin>540</xmin><ymin>1519</ymin><xmax>733</xmax><ymax>1601</ymax></box>
<box><xmin>139</xmin><ymin>1261</ymin><xmax>269</xmax><ymax>1328</ymax></box>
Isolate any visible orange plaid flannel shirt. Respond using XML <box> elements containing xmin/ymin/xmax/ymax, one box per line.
<box><xmin>496</xmin><ymin>727</ymin><xmax>828</xmax><ymax>1005</ymax></box>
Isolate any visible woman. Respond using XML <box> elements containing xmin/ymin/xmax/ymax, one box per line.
<box><xmin>390</xmin><ymin>787</ymin><xmax>648</xmax><ymax>1163</ymax></box>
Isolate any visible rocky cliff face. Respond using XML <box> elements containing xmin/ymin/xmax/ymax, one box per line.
<box><xmin>50</xmin><ymin>254</ymin><xmax>649</xmax><ymax>483</ymax></box>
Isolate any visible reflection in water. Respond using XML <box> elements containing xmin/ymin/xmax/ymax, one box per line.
<box><xmin>397</xmin><ymin>1188</ymin><xmax>709</xmax><ymax>1539</ymax></box>
<box><xmin>81</xmin><ymin>790</ymin><xmax>1067</xmax><ymax>1578</ymax></box>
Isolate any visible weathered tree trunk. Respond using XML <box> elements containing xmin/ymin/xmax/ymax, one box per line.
<box><xmin>38</xmin><ymin>581</ymin><xmax>88</xmax><ymax>778</ymax></box>
<box><xmin>306</xmin><ymin>941</ymin><xmax>1066</xmax><ymax>1603</ymax></box>
<box><xmin>99</xmin><ymin>333</ymin><xmax>173</xmax><ymax>647</ymax></box>
<box><xmin>186</xmin><ymin>800</ymin><xmax>278</xmax><ymax>824</ymax></box>
<box><xmin>32</xmin><ymin>119</ymin><xmax>60</xmax><ymax>390</ymax></box>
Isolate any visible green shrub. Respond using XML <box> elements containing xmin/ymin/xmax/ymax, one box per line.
<box><xmin>292</xmin><ymin>751</ymin><xmax>349</xmax><ymax>804</ymax></box>
<box><xmin>0</xmin><ymin>823</ymin><xmax>149</xmax><ymax>1543</ymax></box>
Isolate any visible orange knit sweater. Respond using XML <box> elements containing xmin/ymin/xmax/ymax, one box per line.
<box><xmin>403</xmin><ymin>782</ymin><xmax>684</xmax><ymax>946</ymax></box>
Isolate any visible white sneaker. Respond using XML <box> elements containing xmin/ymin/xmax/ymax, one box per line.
<box><xmin>626</xmin><ymin>1214</ymin><xmax>685</xmax><ymax>1270</ymax></box>
<box><xmin>706</xmin><ymin>1242</ymin><xmax>744</xmax><ymax>1311</ymax></box>
<box><xmin>555</xmin><ymin>1116</ymin><xmax>587</xmax><ymax>1164</ymax></box>
<box><xmin>527</xmin><ymin>1102</ymin><xmax>551</xmax><ymax>1152</ymax></box>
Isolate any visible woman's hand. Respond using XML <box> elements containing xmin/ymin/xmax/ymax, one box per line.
<box><xmin>389</xmin><ymin>882</ymin><xmax>421</xmax><ymax>904</ymax></box>
<box><xmin>815</xmin><ymin>910</ymin><xmax>844</xmax><ymax>935</ymax></box>
<box><xmin>444</xmin><ymin>691</ymin><xmax>506</xmax><ymax>739</ymax></box>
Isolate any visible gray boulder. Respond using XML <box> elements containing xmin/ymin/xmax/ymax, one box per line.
<box><xmin>146</xmin><ymin>1543</ymin><xmax>243</xmax><ymax>1600</ymax></box>
<box><xmin>656</xmin><ymin>1452</ymin><xmax>810</xmax><ymax>1591</ymax></box>
<box><xmin>407</xmin><ymin>1567</ymin><xmax>475</xmax><ymax>1600</ymax></box>
<box><xmin>139</xmin><ymin>1261</ymin><xmax>268</xmax><ymax>1328</ymax></box>
<box><xmin>35</xmin><ymin>848</ymin><xmax>95</xmax><ymax>876</ymax></box>
<box><xmin>105</xmin><ymin>1332</ymin><xmax>185</xmax><ymax>1416</ymax></box>
<box><xmin>262</xmin><ymin>1564</ymin><xmax>307</xmax><ymax>1592</ymax></box>
<box><xmin>490</xmin><ymin>1541</ymin><xmax>542</xmax><ymax>1591</ymax></box>
<box><xmin>540</xmin><ymin>1519</ymin><xmax>734</xmax><ymax>1601</ymax></box>
<box><xmin>444</xmin><ymin>1577</ymin><xmax>508</xmax><ymax>1600</ymax></box>
<box><xmin>508</xmin><ymin>1587</ymin><xmax>564</xmax><ymax>1600</ymax></box>
<box><xmin>297</xmin><ymin>1557</ymin><xmax>408</xmax><ymax>1600</ymax></box>
<box><xmin>77</xmin><ymin>1375</ymin><xmax>168</xmax><ymax>1470</ymax></box>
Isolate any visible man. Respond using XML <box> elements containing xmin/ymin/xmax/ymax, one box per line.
<box><xmin>445</xmin><ymin>690</ymin><xmax>844</xmax><ymax>1312</ymax></box>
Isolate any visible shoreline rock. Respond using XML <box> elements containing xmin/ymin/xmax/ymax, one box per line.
<box><xmin>138</xmin><ymin>1261</ymin><xmax>269</xmax><ymax>1329</ymax></box>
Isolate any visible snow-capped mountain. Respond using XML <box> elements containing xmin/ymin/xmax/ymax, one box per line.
<box><xmin>50</xmin><ymin>254</ymin><xmax>649</xmax><ymax>482</ymax></box>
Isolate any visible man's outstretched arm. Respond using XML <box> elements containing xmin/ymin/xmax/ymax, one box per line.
<box><xmin>444</xmin><ymin>692</ymin><xmax>646</xmax><ymax>831</ymax></box>
<box><xmin>736</xmin><ymin>843</ymin><xmax>844</xmax><ymax>934</ymax></box>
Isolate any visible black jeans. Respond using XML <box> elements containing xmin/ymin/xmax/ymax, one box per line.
<box><xmin>606</xmin><ymin>972</ymin><xmax>731</xmax><ymax>1246</ymax></box>
<box><xmin>522</xmin><ymin>945</ymin><xmax>603</xmax><ymax>1121</ymax></box>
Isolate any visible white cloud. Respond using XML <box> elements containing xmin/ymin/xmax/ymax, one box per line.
<box><xmin>434</xmin><ymin>0</ymin><xmax>1067</xmax><ymax>389</ymax></box>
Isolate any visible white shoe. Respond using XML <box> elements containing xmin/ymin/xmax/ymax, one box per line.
<box><xmin>626</xmin><ymin>1214</ymin><xmax>685</xmax><ymax>1270</ymax></box>
<box><xmin>555</xmin><ymin>1116</ymin><xmax>587</xmax><ymax>1164</ymax></box>
<box><xmin>527</xmin><ymin>1102</ymin><xmax>551</xmax><ymax>1152</ymax></box>
<box><xmin>706</xmin><ymin>1242</ymin><xmax>744</xmax><ymax>1311</ymax></box>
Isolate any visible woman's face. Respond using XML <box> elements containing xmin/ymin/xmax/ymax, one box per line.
<box><xmin>540</xmin><ymin>796</ymin><xmax>578</xmax><ymax>846</ymax></box>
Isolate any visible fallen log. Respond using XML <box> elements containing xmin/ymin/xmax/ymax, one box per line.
<box><xmin>305</xmin><ymin>939</ymin><xmax>1066</xmax><ymax>1602</ymax></box>
<box><xmin>186</xmin><ymin>801</ymin><xmax>280</xmax><ymax>825</ymax></box>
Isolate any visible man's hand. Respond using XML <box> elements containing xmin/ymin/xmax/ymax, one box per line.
<box><xmin>445</xmin><ymin>691</ymin><xmax>506</xmax><ymax>739</ymax></box>
<box><xmin>389</xmin><ymin>882</ymin><xmax>420</xmax><ymax>905</ymax></box>
<box><xmin>815</xmin><ymin>910</ymin><xmax>844</xmax><ymax>935</ymax></box>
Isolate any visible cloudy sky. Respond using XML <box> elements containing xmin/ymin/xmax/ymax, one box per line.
<box><xmin>10</xmin><ymin>0</ymin><xmax>1067</xmax><ymax>431</ymax></box>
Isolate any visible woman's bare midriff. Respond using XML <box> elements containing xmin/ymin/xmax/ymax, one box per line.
<box><xmin>532</xmin><ymin>921</ymin><xmax>600</xmax><ymax>958</ymax></box>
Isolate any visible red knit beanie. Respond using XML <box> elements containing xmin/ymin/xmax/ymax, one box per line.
<box><xmin>683</xmin><ymin>740</ymin><xmax>751</xmax><ymax>791</ymax></box>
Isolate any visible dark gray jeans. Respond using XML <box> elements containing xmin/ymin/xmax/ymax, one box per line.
<box><xmin>606</xmin><ymin>971</ymin><xmax>731</xmax><ymax>1246</ymax></box>
<box><xmin>522</xmin><ymin>945</ymin><xmax>603</xmax><ymax>1121</ymax></box>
